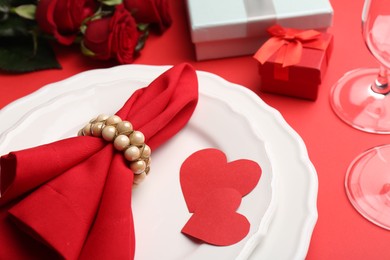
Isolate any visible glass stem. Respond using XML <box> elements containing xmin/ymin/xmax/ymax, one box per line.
<box><xmin>371</xmin><ymin>65</ymin><xmax>389</xmax><ymax>95</ymax></box>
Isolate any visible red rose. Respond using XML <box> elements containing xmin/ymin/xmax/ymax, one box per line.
<box><xmin>82</xmin><ymin>4</ymin><xmax>140</xmax><ymax>64</ymax></box>
<box><xmin>36</xmin><ymin>0</ymin><xmax>96</xmax><ymax>45</ymax></box>
<box><xmin>123</xmin><ymin>0</ymin><xmax>172</xmax><ymax>33</ymax></box>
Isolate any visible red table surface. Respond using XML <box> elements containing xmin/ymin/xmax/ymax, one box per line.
<box><xmin>1</xmin><ymin>0</ymin><xmax>390</xmax><ymax>259</ymax></box>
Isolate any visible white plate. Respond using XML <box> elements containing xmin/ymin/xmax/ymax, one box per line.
<box><xmin>0</xmin><ymin>66</ymin><xmax>274</xmax><ymax>259</ymax></box>
<box><xmin>0</xmin><ymin>65</ymin><xmax>317</xmax><ymax>259</ymax></box>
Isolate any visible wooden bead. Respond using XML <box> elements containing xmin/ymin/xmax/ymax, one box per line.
<box><xmin>117</xmin><ymin>121</ymin><xmax>133</xmax><ymax>134</ymax></box>
<box><xmin>124</xmin><ymin>145</ymin><xmax>140</xmax><ymax>161</ymax></box>
<box><xmin>146</xmin><ymin>157</ymin><xmax>151</xmax><ymax>167</ymax></box>
<box><xmin>130</xmin><ymin>131</ymin><xmax>145</xmax><ymax>146</ymax></box>
<box><xmin>133</xmin><ymin>172</ymin><xmax>147</xmax><ymax>185</ymax></box>
<box><xmin>114</xmin><ymin>135</ymin><xmax>130</xmax><ymax>151</ymax></box>
<box><xmin>82</xmin><ymin>123</ymin><xmax>92</xmax><ymax>136</ymax></box>
<box><xmin>102</xmin><ymin>125</ymin><xmax>117</xmax><ymax>141</ymax></box>
<box><xmin>106</xmin><ymin>115</ymin><xmax>122</xmax><ymax>125</ymax></box>
<box><xmin>91</xmin><ymin>122</ymin><xmax>104</xmax><ymax>137</ymax></box>
<box><xmin>141</xmin><ymin>145</ymin><xmax>151</xmax><ymax>158</ymax></box>
<box><xmin>130</xmin><ymin>160</ymin><xmax>146</xmax><ymax>174</ymax></box>
<box><xmin>77</xmin><ymin>129</ymin><xmax>84</xmax><ymax>136</ymax></box>
<box><xmin>96</xmin><ymin>114</ymin><xmax>109</xmax><ymax>122</ymax></box>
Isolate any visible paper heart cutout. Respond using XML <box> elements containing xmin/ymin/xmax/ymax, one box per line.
<box><xmin>180</xmin><ymin>148</ymin><xmax>261</xmax><ymax>212</ymax></box>
<box><xmin>181</xmin><ymin>188</ymin><xmax>250</xmax><ymax>246</ymax></box>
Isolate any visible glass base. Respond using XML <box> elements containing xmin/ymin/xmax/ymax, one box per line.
<box><xmin>346</xmin><ymin>144</ymin><xmax>390</xmax><ymax>229</ymax></box>
<box><xmin>330</xmin><ymin>68</ymin><xmax>390</xmax><ymax>134</ymax></box>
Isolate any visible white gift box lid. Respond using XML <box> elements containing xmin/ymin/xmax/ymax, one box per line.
<box><xmin>186</xmin><ymin>0</ymin><xmax>333</xmax><ymax>60</ymax></box>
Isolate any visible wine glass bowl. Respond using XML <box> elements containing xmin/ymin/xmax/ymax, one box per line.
<box><xmin>331</xmin><ymin>0</ymin><xmax>390</xmax><ymax>230</ymax></box>
<box><xmin>363</xmin><ymin>1</ymin><xmax>390</xmax><ymax>70</ymax></box>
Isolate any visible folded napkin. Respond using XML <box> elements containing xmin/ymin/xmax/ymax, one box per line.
<box><xmin>0</xmin><ymin>63</ymin><xmax>198</xmax><ymax>260</ymax></box>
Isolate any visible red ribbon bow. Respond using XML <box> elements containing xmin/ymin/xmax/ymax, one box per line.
<box><xmin>254</xmin><ymin>24</ymin><xmax>327</xmax><ymax>67</ymax></box>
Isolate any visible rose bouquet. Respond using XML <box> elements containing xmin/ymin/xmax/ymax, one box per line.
<box><xmin>0</xmin><ymin>0</ymin><xmax>172</xmax><ymax>73</ymax></box>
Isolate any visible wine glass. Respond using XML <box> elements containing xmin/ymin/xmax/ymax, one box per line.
<box><xmin>330</xmin><ymin>0</ymin><xmax>390</xmax><ymax>229</ymax></box>
<box><xmin>330</xmin><ymin>0</ymin><xmax>390</xmax><ymax>133</ymax></box>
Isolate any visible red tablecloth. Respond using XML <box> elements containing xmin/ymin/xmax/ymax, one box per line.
<box><xmin>1</xmin><ymin>0</ymin><xmax>390</xmax><ymax>259</ymax></box>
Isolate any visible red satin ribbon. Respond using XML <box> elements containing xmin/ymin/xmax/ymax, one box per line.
<box><xmin>254</xmin><ymin>24</ymin><xmax>327</xmax><ymax>67</ymax></box>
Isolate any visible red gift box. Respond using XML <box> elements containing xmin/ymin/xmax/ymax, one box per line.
<box><xmin>254</xmin><ymin>25</ymin><xmax>333</xmax><ymax>101</ymax></box>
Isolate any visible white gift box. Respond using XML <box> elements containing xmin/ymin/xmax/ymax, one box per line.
<box><xmin>186</xmin><ymin>0</ymin><xmax>333</xmax><ymax>60</ymax></box>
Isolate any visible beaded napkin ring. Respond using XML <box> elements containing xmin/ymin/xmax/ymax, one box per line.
<box><xmin>78</xmin><ymin>114</ymin><xmax>151</xmax><ymax>185</ymax></box>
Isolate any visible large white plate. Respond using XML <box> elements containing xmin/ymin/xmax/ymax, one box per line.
<box><xmin>0</xmin><ymin>65</ymin><xmax>317</xmax><ymax>259</ymax></box>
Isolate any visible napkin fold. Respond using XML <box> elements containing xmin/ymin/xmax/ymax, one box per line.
<box><xmin>0</xmin><ymin>63</ymin><xmax>199</xmax><ymax>260</ymax></box>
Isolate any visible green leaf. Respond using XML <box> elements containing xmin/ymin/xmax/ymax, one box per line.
<box><xmin>13</xmin><ymin>4</ymin><xmax>36</xmax><ymax>20</ymax></box>
<box><xmin>98</xmin><ymin>0</ymin><xmax>122</xmax><ymax>6</ymax></box>
<box><xmin>0</xmin><ymin>14</ymin><xmax>34</xmax><ymax>37</ymax></box>
<box><xmin>0</xmin><ymin>36</ymin><xmax>61</xmax><ymax>73</ymax></box>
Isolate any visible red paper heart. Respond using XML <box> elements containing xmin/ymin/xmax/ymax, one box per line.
<box><xmin>181</xmin><ymin>188</ymin><xmax>250</xmax><ymax>246</ymax></box>
<box><xmin>180</xmin><ymin>148</ymin><xmax>261</xmax><ymax>212</ymax></box>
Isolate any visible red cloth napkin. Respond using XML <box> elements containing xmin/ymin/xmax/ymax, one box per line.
<box><xmin>0</xmin><ymin>63</ymin><xmax>198</xmax><ymax>260</ymax></box>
